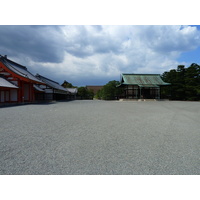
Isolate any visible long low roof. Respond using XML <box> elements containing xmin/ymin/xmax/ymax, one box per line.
<box><xmin>35</xmin><ymin>74</ymin><xmax>69</xmax><ymax>92</ymax></box>
<box><xmin>119</xmin><ymin>74</ymin><xmax>170</xmax><ymax>87</ymax></box>
<box><xmin>0</xmin><ymin>56</ymin><xmax>44</xmax><ymax>84</ymax></box>
<box><xmin>0</xmin><ymin>77</ymin><xmax>18</xmax><ymax>88</ymax></box>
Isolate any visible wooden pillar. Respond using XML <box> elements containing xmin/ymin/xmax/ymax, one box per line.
<box><xmin>21</xmin><ymin>81</ymin><xmax>24</xmax><ymax>103</ymax></box>
<box><xmin>132</xmin><ymin>86</ymin><xmax>134</xmax><ymax>99</ymax></box>
<box><xmin>18</xmin><ymin>80</ymin><xmax>22</xmax><ymax>102</ymax></box>
<box><xmin>158</xmin><ymin>87</ymin><xmax>160</xmax><ymax>99</ymax></box>
<box><xmin>29</xmin><ymin>83</ymin><xmax>33</xmax><ymax>102</ymax></box>
<box><xmin>136</xmin><ymin>87</ymin><xmax>138</xmax><ymax>99</ymax></box>
<box><xmin>29</xmin><ymin>83</ymin><xmax>31</xmax><ymax>102</ymax></box>
<box><xmin>32</xmin><ymin>84</ymin><xmax>35</xmax><ymax>102</ymax></box>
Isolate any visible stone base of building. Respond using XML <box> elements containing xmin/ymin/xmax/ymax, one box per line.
<box><xmin>119</xmin><ymin>99</ymin><xmax>169</xmax><ymax>102</ymax></box>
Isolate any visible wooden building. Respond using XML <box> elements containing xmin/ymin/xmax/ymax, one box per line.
<box><xmin>64</xmin><ymin>88</ymin><xmax>77</xmax><ymax>100</ymax></box>
<box><xmin>0</xmin><ymin>55</ymin><xmax>45</xmax><ymax>104</ymax></box>
<box><xmin>35</xmin><ymin>74</ymin><xmax>72</xmax><ymax>100</ymax></box>
<box><xmin>118</xmin><ymin>74</ymin><xmax>170</xmax><ymax>100</ymax></box>
<box><xmin>61</xmin><ymin>80</ymin><xmax>78</xmax><ymax>100</ymax></box>
<box><xmin>0</xmin><ymin>76</ymin><xmax>19</xmax><ymax>103</ymax></box>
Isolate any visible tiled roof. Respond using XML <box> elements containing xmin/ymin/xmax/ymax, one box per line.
<box><xmin>66</xmin><ymin>88</ymin><xmax>78</xmax><ymax>94</ymax></box>
<box><xmin>120</xmin><ymin>74</ymin><xmax>170</xmax><ymax>87</ymax></box>
<box><xmin>0</xmin><ymin>77</ymin><xmax>18</xmax><ymax>88</ymax></box>
<box><xmin>35</xmin><ymin>74</ymin><xmax>68</xmax><ymax>92</ymax></box>
<box><xmin>33</xmin><ymin>84</ymin><xmax>44</xmax><ymax>92</ymax></box>
<box><xmin>0</xmin><ymin>56</ymin><xmax>44</xmax><ymax>84</ymax></box>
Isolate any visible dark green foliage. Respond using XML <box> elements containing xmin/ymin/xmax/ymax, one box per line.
<box><xmin>95</xmin><ymin>80</ymin><xmax>122</xmax><ymax>100</ymax></box>
<box><xmin>95</xmin><ymin>89</ymin><xmax>103</xmax><ymax>99</ymax></box>
<box><xmin>77</xmin><ymin>87</ymin><xmax>94</xmax><ymax>99</ymax></box>
<box><xmin>62</xmin><ymin>80</ymin><xmax>75</xmax><ymax>88</ymax></box>
<box><xmin>161</xmin><ymin>63</ymin><xmax>200</xmax><ymax>101</ymax></box>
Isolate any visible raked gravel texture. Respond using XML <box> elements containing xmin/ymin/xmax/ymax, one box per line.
<box><xmin>0</xmin><ymin>100</ymin><xmax>200</xmax><ymax>175</ymax></box>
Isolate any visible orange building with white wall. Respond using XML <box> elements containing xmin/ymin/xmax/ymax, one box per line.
<box><xmin>0</xmin><ymin>55</ymin><xmax>45</xmax><ymax>104</ymax></box>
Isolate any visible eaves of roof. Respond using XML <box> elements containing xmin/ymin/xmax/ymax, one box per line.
<box><xmin>0</xmin><ymin>77</ymin><xmax>18</xmax><ymax>89</ymax></box>
<box><xmin>121</xmin><ymin>74</ymin><xmax>171</xmax><ymax>86</ymax></box>
<box><xmin>33</xmin><ymin>84</ymin><xmax>44</xmax><ymax>92</ymax></box>
<box><xmin>0</xmin><ymin>56</ymin><xmax>44</xmax><ymax>84</ymax></box>
<box><xmin>36</xmin><ymin>74</ymin><xmax>68</xmax><ymax>92</ymax></box>
<box><xmin>66</xmin><ymin>88</ymin><xmax>78</xmax><ymax>94</ymax></box>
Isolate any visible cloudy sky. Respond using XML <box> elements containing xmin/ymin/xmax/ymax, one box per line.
<box><xmin>1</xmin><ymin>25</ymin><xmax>200</xmax><ymax>86</ymax></box>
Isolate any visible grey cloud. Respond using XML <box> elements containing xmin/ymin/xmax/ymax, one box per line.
<box><xmin>64</xmin><ymin>25</ymin><xmax>124</xmax><ymax>58</ymax></box>
<box><xmin>138</xmin><ymin>25</ymin><xmax>200</xmax><ymax>53</ymax></box>
<box><xmin>1</xmin><ymin>25</ymin><xmax>200</xmax><ymax>87</ymax></box>
<box><xmin>0</xmin><ymin>25</ymin><xmax>65</xmax><ymax>63</ymax></box>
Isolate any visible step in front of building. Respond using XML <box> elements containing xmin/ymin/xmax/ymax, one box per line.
<box><xmin>119</xmin><ymin>99</ymin><xmax>169</xmax><ymax>102</ymax></box>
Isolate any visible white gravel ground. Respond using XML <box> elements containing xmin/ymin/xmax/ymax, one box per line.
<box><xmin>0</xmin><ymin>100</ymin><xmax>200</xmax><ymax>174</ymax></box>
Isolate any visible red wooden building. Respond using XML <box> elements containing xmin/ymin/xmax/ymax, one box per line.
<box><xmin>0</xmin><ymin>55</ymin><xmax>45</xmax><ymax>104</ymax></box>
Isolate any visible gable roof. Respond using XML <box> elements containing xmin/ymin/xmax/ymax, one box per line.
<box><xmin>0</xmin><ymin>56</ymin><xmax>44</xmax><ymax>84</ymax></box>
<box><xmin>0</xmin><ymin>77</ymin><xmax>18</xmax><ymax>88</ymax></box>
<box><xmin>35</xmin><ymin>74</ymin><xmax>68</xmax><ymax>92</ymax></box>
<box><xmin>120</xmin><ymin>74</ymin><xmax>170</xmax><ymax>87</ymax></box>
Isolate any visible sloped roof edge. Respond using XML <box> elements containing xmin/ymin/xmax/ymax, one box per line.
<box><xmin>36</xmin><ymin>73</ymin><xmax>68</xmax><ymax>92</ymax></box>
<box><xmin>0</xmin><ymin>56</ymin><xmax>44</xmax><ymax>84</ymax></box>
<box><xmin>0</xmin><ymin>77</ymin><xmax>19</xmax><ymax>88</ymax></box>
<box><xmin>119</xmin><ymin>73</ymin><xmax>171</xmax><ymax>86</ymax></box>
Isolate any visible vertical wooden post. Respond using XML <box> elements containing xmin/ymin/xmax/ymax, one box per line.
<box><xmin>21</xmin><ymin>81</ymin><xmax>24</xmax><ymax>103</ymax></box>
<box><xmin>9</xmin><ymin>89</ymin><xmax>11</xmax><ymax>103</ymax></box>
<box><xmin>29</xmin><ymin>83</ymin><xmax>32</xmax><ymax>102</ymax></box>
<box><xmin>18</xmin><ymin>80</ymin><xmax>21</xmax><ymax>102</ymax></box>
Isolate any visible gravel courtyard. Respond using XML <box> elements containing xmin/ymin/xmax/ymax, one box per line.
<box><xmin>0</xmin><ymin>100</ymin><xmax>200</xmax><ymax>175</ymax></box>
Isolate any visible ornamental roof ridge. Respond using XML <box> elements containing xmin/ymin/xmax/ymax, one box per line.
<box><xmin>122</xmin><ymin>73</ymin><xmax>161</xmax><ymax>75</ymax></box>
<box><xmin>0</xmin><ymin>56</ymin><xmax>27</xmax><ymax>70</ymax></box>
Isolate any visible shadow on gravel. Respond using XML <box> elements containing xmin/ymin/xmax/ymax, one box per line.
<box><xmin>0</xmin><ymin>100</ymin><xmax>75</xmax><ymax>108</ymax></box>
<box><xmin>0</xmin><ymin>101</ymin><xmax>56</xmax><ymax>108</ymax></box>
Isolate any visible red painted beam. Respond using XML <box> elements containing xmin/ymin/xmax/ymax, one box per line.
<box><xmin>0</xmin><ymin>62</ymin><xmax>45</xmax><ymax>85</ymax></box>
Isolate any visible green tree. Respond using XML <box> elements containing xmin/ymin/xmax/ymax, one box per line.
<box><xmin>161</xmin><ymin>63</ymin><xmax>200</xmax><ymax>101</ymax></box>
<box><xmin>95</xmin><ymin>89</ymin><xmax>103</xmax><ymax>99</ymax></box>
<box><xmin>161</xmin><ymin>69</ymin><xmax>177</xmax><ymax>99</ymax></box>
<box><xmin>87</xmin><ymin>89</ymin><xmax>94</xmax><ymax>99</ymax></box>
<box><xmin>176</xmin><ymin>65</ymin><xmax>186</xmax><ymax>100</ymax></box>
<box><xmin>77</xmin><ymin>87</ymin><xmax>94</xmax><ymax>99</ymax></box>
<box><xmin>62</xmin><ymin>80</ymin><xmax>75</xmax><ymax>88</ymax></box>
<box><xmin>97</xmin><ymin>80</ymin><xmax>122</xmax><ymax>100</ymax></box>
<box><xmin>185</xmin><ymin>63</ymin><xmax>200</xmax><ymax>100</ymax></box>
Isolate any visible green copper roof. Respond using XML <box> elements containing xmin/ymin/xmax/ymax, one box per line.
<box><xmin>120</xmin><ymin>74</ymin><xmax>170</xmax><ymax>87</ymax></box>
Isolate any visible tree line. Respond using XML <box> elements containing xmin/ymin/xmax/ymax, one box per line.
<box><xmin>75</xmin><ymin>81</ymin><xmax>122</xmax><ymax>100</ymax></box>
<box><xmin>95</xmin><ymin>63</ymin><xmax>200</xmax><ymax>101</ymax></box>
<box><xmin>95</xmin><ymin>80</ymin><xmax>122</xmax><ymax>100</ymax></box>
<box><xmin>161</xmin><ymin>63</ymin><xmax>200</xmax><ymax>101</ymax></box>
<box><xmin>62</xmin><ymin>63</ymin><xmax>200</xmax><ymax>101</ymax></box>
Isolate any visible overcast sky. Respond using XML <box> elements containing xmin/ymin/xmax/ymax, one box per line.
<box><xmin>1</xmin><ymin>25</ymin><xmax>200</xmax><ymax>86</ymax></box>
